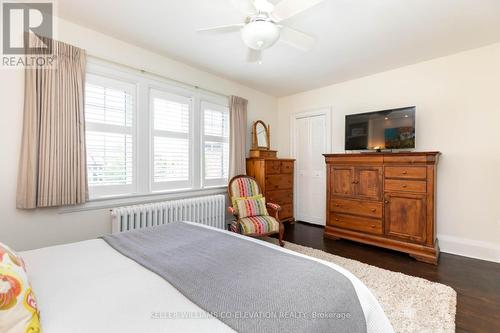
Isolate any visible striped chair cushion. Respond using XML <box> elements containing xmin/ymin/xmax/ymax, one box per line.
<box><xmin>235</xmin><ymin>197</ymin><xmax>268</xmax><ymax>218</ymax></box>
<box><xmin>231</xmin><ymin>194</ymin><xmax>262</xmax><ymax>213</ymax></box>
<box><xmin>230</xmin><ymin>177</ymin><xmax>260</xmax><ymax>198</ymax></box>
<box><xmin>230</xmin><ymin>221</ymin><xmax>240</xmax><ymax>233</ymax></box>
<box><xmin>237</xmin><ymin>215</ymin><xmax>280</xmax><ymax>235</ymax></box>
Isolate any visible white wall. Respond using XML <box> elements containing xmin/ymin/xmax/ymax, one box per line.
<box><xmin>277</xmin><ymin>43</ymin><xmax>500</xmax><ymax>263</ymax></box>
<box><xmin>0</xmin><ymin>18</ymin><xmax>277</xmax><ymax>251</ymax></box>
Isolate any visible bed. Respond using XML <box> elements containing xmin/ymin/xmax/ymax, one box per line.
<box><xmin>20</xmin><ymin>222</ymin><xmax>393</xmax><ymax>333</ymax></box>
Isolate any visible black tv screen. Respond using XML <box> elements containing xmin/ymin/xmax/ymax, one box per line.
<box><xmin>345</xmin><ymin>107</ymin><xmax>416</xmax><ymax>151</ymax></box>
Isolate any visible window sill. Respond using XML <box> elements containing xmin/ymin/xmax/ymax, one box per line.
<box><xmin>58</xmin><ymin>186</ymin><xmax>228</xmax><ymax>214</ymax></box>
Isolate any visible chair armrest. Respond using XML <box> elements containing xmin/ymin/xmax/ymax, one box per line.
<box><xmin>266</xmin><ymin>202</ymin><xmax>282</xmax><ymax>221</ymax></box>
<box><xmin>227</xmin><ymin>206</ymin><xmax>238</xmax><ymax>217</ymax></box>
<box><xmin>266</xmin><ymin>202</ymin><xmax>282</xmax><ymax>211</ymax></box>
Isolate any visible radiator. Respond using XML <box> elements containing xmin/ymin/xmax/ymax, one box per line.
<box><xmin>111</xmin><ymin>195</ymin><xmax>226</xmax><ymax>233</ymax></box>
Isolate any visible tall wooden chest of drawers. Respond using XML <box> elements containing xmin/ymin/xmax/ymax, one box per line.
<box><xmin>246</xmin><ymin>157</ymin><xmax>295</xmax><ymax>223</ymax></box>
<box><xmin>324</xmin><ymin>152</ymin><xmax>440</xmax><ymax>264</ymax></box>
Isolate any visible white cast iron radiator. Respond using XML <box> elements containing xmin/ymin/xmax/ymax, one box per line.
<box><xmin>111</xmin><ymin>195</ymin><xmax>226</xmax><ymax>233</ymax></box>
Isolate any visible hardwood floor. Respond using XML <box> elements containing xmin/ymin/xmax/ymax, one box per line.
<box><xmin>282</xmin><ymin>222</ymin><xmax>500</xmax><ymax>333</ymax></box>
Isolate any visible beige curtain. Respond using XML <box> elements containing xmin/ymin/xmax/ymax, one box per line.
<box><xmin>228</xmin><ymin>96</ymin><xmax>248</xmax><ymax>178</ymax></box>
<box><xmin>16</xmin><ymin>36</ymin><xmax>87</xmax><ymax>209</ymax></box>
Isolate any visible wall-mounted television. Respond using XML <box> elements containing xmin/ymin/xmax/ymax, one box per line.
<box><xmin>345</xmin><ymin>106</ymin><xmax>416</xmax><ymax>151</ymax></box>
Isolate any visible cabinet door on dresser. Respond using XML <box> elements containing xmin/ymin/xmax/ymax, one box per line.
<box><xmin>355</xmin><ymin>167</ymin><xmax>382</xmax><ymax>200</ymax></box>
<box><xmin>329</xmin><ymin>166</ymin><xmax>355</xmax><ymax>197</ymax></box>
<box><xmin>384</xmin><ymin>192</ymin><xmax>427</xmax><ymax>243</ymax></box>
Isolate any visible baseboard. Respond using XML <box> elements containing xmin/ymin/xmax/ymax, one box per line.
<box><xmin>296</xmin><ymin>220</ymin><xmax>325</xmax><ymax>228</ymax></box>
<box><xmin>438</xmin><ymin>234</ymin><xmax>500</xmax><ymax>263</ymax></box>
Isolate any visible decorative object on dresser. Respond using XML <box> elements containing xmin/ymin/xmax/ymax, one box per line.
<box><xmin>249</xmin><ymin>119</ymin><xmax>276</xmax><ymax>158</ymax></box>
<box><xmin>246</xmin><ymin>120</ymin><xmax>295</xmax><ymax>223</ymax></box>
<box><xmin>323</xmin><ymin>152</ymin><xmax>440</xmax><ymax>264</ymax></box>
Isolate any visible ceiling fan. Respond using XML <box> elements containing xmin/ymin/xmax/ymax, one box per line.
<box><xmin>197</xmin><ymin>0</ymin><xmax>326</xmax><ymax>63</ymax></box>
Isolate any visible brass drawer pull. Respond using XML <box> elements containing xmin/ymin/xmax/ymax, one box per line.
<box><xmin>371</xmin><ymin>208</ymin><xmax>376</xmax><ymax>212</ymax></box>
<box><xmin>402</xmin><ymin>184</ymin><xmax>407</xmax><ymax>188</ymax></box>
<box><xmin>402</xmin><ymin>170</ymin><xmax>408</xmax><ymax>175</ymax></box>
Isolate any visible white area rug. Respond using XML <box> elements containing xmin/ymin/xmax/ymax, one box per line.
<box><xmin>265</xmin><ymin>238</ymin><xmax>457</xmax><ymax>333</ymax></box>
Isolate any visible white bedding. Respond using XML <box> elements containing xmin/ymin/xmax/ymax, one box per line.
<box><xmin>21</xmin><ymin>222</ymin><xmax>393</xmax><ymax>333</ymax></box>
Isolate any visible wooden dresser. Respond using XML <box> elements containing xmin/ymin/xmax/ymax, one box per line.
<box><xmin>246</xmin><ymin>157</ymin><xmax>295</xmax><ymax>223</ymax></box>
<box><xmin>324</xmin><ymin>152</ymin><xmax>440</xmax><ymax>264</ymax></box>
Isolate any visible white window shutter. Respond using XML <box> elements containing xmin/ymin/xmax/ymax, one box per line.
<box><xmin>151</xmin><ymin>89</ymin><xmax>192</xmax><ymax>191</ymax></box>
<box><xmin>202</xmin><ymin>101</ymin><xmax>229</xmax><ymax>186</ymax></box>
<box><xmin>85</xmin><ymin>74</ymin><xmax>136</xmax><ymax>198</ymax></box>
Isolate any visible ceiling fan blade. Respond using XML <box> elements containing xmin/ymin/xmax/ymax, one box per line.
<box><xmin>247</xmin><ymin>48</ymin><xmax>263</xmax><ymax>63</ymax></box>
<box><xmin>279</xmin><ymin>26</ymin><xmax>315</xmax><ymax>51</ymax></box>
<box><xmin>230</xmin><ymin>0</ymin><xmax>257</xmax><ymax>16</ymax></box>
<box><xmin>252</xmin><ymin>0</ymin><xmax>275</xmax><ymax>13</ymax></box>
<box><xmin>271</xmin><ymin>0</ymin><xmax>325</xmax><ymax>22</ymax></box>
<box><xmin>197</xmin><ymin>23</ymin><xmax>245</xmax><ymax>33</ymax></box>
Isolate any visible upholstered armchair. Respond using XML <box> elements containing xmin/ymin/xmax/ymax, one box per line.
<box><xmin>228</xmin><ymin>175</ymin><xmax>284</xmax><ymax>246</ymax></box>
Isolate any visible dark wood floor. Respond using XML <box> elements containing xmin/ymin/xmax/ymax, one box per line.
<box><xmin>282</xmin><ymin>222</ymin><xmax>500</xmax><ymax>333</ymax></box>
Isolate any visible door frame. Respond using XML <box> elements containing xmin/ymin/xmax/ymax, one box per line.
<box><xmin>290</xmin><ymin>107</ymin><xmax>332</xmax><ymax>224</ymax></box>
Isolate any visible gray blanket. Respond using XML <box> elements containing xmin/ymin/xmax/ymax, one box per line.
<box><xmin>102</xmin><ymin>222</ymin><xmax>367</xmax><ymax>333</ymax></box>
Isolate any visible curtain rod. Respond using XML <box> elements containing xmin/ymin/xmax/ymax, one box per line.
<box><xmin>87</xmin><ymin>54</ymin><xmax>229</xmax><ymax>99</ymax></box>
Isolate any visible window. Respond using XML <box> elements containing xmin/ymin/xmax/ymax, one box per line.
<box><xmin>85</xmin><ymin>74</ymin><xmax>136</xmax><ymax>198</ymax></box>
<box><xmin>151</xmin><ymin>89</ymin><xmax>192</xmax><ymax>191</ymax></box>
<box><xmin>85</xmin><ymin>61</ymin><xmax>229</xmax><ymax>199</ymax></box>
<box><xmin>202</xmin><ymin>101</ymin><xmax>229</xmax><ymax>186</ymax></box>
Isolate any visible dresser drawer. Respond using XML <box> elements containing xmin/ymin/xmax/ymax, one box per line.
<box><xmin>331</xmin><ymin>198</ymin><xmax>382</xmax><ymax>219</ymax></box>
<box><xmin>266</xmin><ymin>175</ymin><xmax>293</xmax><ymax>190</ymax></box>
<box><xmin>279</xmin><ymin>204</ymin><xmax>293</xmax><ymax>220</ymax></box>
<box><xmin>385</xmin><ymin>179</ymin><xmax>426</xmax><ymax>193</ymax></box>
<box><xmin>329</xmin><ymin>213</ymin><xmax>382</xmax><ymax>235</ymax></box>
<box><xmin>265</xmin><ymin>161</ymin><xmax>281</xmax><ymax>174</ymax></box>
<box><xmin>266</xmin><ymin>190</ymin><xmax>293</xmax><ymax>206</ymax></box>
<box><xmin>385</xmin><ymin>166</ymin><xmax>426</xmax><ymax>180</ymax></box>
<box><xmin>280</xmin><ymin>161</ymin><xmax>294</xmax><ymax>174</ymax></box>
<box><xmin>383</xmin><ymin>155</ymin><xmax>428</xmax><ymax>164</ymax></box>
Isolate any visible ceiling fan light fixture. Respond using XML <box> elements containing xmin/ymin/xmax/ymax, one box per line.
<box><xmin>241</xmin><ymin>20</ymin><xmax>280</xmax><ymax>50</ymax></box>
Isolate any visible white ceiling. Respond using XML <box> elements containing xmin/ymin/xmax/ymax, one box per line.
<box><xmin>58</xmin><ymin>0</ymin><xmax>500</xmax><ymax>96</ymax></box>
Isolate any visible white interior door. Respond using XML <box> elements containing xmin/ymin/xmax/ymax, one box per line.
<box><xmin>294</xmin><ymin>112</ymin><xmax>329</xmax><ymax>225</ymax></box>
